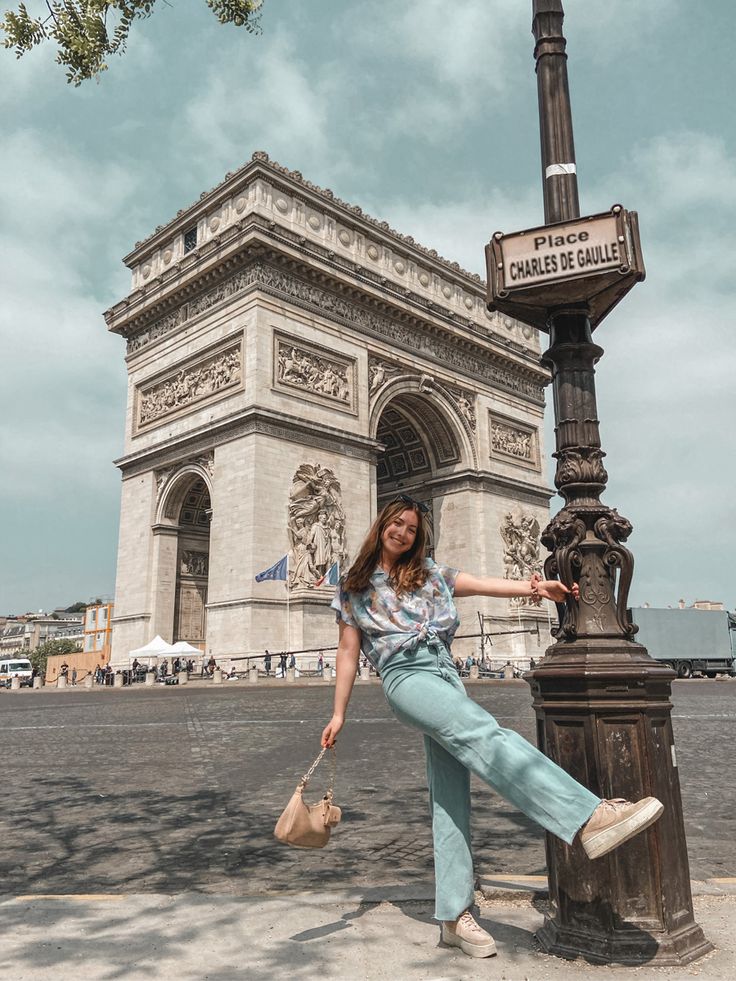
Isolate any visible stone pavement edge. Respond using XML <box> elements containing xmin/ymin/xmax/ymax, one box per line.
<box><xmin>2</xmin><ymin>878</ymin><xmax>734</xmax><ymax>981</ymax></box>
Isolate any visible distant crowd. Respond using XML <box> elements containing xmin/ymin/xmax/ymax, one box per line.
<box><xmin>51</xmin><ymin>651</ymin><xmax>526</xmax><ymax>686</ymax></box>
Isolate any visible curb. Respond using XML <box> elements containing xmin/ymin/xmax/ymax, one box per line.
<box><xmin>478</xmin><ymin>874</ymin><xmax>736</xmax><ymax>903</ymax></box>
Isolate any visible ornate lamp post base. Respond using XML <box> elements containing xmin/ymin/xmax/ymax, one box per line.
<box><xmin>530</xmin><ymin>648</ymin><xmax>713</xmax><ymax>965</ymax></box>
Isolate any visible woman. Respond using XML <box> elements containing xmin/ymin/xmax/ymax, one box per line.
<box><xmin>322</xmin><ymin>498</ymin><xmax>663</xmax><ymax>960</ymax></box>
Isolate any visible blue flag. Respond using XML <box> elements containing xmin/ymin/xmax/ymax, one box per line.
<box><xmin>255</xmin><ymin>554</ymin><xmax>288</xmax><ymax>582</ymax></box>
<box><xmin>315</xmin><ymin>561</ymin><xmax>340</xmax><ymax>588</ymax></box>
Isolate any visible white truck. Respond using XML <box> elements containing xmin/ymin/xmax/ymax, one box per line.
<box><xmin>0</xmin><ymin>657</ymin><xmax>33</xmax><ymax>687</ymax></box>
<box><xmin>631</xmin><ymin>607</ymin><xmax>736</xmax><ymax>679</ymax></box>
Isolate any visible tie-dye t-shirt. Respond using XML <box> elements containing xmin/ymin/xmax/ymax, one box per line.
<box><xmin>330</xmin><ymin>558</ymin><xmax>460</xmax><ymax>671</ymax></box>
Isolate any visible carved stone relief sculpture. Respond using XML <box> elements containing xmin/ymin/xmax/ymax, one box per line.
<box><xmin>155</xmin><ymin>451</ymin><xmax>215</xmax><ymax>498</ymax></box>
<box><xmin>155</xmin><ymin>466</ymin><xmax>174</xmax><ymax>496</ymax></box>
<box><xmin>368</xmin><ymin>356</ymin><xmax>402</xmax><ymax>398</ymax></box>
<box><xmin>490</xmin><ymin>414</ymin><xmax>539</xmax><ymax>469</ymax></box>
<box><xmin>500</xmin><ymin>511</ymin><xmax>543</xmax><ymax>607</ymax></box>
<box><xmin>275</xmin><ymin>335</ymin><xmax>355</xmax><ymax>411</ymax></box>
<box><xmin>181</xmin><ymin>551</ymin><xmax>209</xmax><ymax>577</ymax></box>
<box><xmin>137</xmin><ymin>342</ymin><xmax>242</xmax><ymax>429</ymax></box>
<box><xmin>446</xmin><ymin>385</ymin><xmax>477</xmax><ymax>432</ymax></box>
<box><xmin>287</xmin><ymin>463</ymin><xmax>347</xmax><ymax>589</ymax></box>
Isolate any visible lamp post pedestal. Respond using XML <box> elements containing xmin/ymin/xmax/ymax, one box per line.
<box><xmin>527</xmin><ymin>307</ymin><xmax>712</xmax><ymax>963</ymax></box>
<box><xmin>531</xmin><ymin>648</ymin><xmax>711</xmax><ymax>964</ymax></box>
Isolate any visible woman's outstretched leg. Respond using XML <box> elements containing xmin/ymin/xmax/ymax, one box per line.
<box><xmin>386</xmin><ymin>667</ymin><xmax>599</xmax><ymax>844</ymax></box>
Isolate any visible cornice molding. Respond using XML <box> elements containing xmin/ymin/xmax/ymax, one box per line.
<box><xmin>107</xmin><ymin>221</ymin><xmax>537</xmax><ymax>368</ymax></box>
<box><xmin>111</xmin><ymin>153</ymin><xmax>540</xmax><ymax>360</ymax></box>
<box><xmin>114</xmin><ymin>405</ymin><xmax>383</xmax><ymax>477</ymax></box>
<box><xmin>423</xmin><ymin>468</ymin><xmax>554</xmax><ymax>507</ymax></box>
<box><xmin>206</xmin><ymin>594</ymin><xmax>334</xmax><ymax>612</ymax></box>
<box><xmin>112</xmin><ymin>254</ymin><xmax>547</xmax><ymax>406</ymax></box>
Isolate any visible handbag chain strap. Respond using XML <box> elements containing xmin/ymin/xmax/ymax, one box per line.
<box><xmin>299</xmin><ymin>745</ymin><xmax>337</xmax><ymax>796</ymax></box>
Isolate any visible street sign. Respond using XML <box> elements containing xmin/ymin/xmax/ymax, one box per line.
<box><xmin>486</xmin><ymin>205</ymin><xmax>645</xmax><ymax>331</ymax></box>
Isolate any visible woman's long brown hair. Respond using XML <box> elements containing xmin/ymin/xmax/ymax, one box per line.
<box><xmin>343</xmin><ymin>500</ymin><xmax>428</xmax><ymax>596</ymax></box>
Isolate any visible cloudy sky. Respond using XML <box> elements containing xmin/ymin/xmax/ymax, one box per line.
<box><xmin>1</xmin><ymin>0</ymin><xmax>732</xmax><ymax>613</ymax></box>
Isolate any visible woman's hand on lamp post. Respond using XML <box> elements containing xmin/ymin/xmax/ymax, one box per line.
<box><xmin>534</xmin><ymin>574</ymin><xmax>579</xmax><ymax>603</ymax></box>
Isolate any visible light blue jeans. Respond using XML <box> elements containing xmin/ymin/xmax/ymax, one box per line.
<box><xmin>379</xmin><ymin>639</ymin><xmax>600</xmax><ymax>921</ymax></box>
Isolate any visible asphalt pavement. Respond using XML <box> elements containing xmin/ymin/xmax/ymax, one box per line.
<box><xmin>2</xmin><ymin>678</ymin><xmax>735</xmax><ymax>979</ymax></box>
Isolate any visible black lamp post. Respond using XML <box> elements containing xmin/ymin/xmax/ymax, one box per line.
<box><xmin>493</xmin><ymin>1</ymin><xmax>712</xmax><ymax>965</ymax></box>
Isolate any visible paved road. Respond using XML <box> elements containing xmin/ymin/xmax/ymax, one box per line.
<box><xmin>1</xmin><ymin>680</ymin><xmax>734</xmax><ymax>896</ymax></box>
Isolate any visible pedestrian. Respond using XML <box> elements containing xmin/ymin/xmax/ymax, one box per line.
<box><xmin>71</xmin><ymin>667</ymin><xmax>77</xmax><ymax>686</ymax></box>
<box><xmin>317</xmin><ymin>652</ymin><xmax>323</xmax><ymax>676</ymax></box>
<box><xmin>322</xmin><ymin>497</ymin><xmax>663</xmax><ymax>960</ymax></box>
<box><xmin>288</xmin><ymin>653</ymin><xmax>296</xmax><ymax>670</ymax></box>
<box><xmin>264</xmin><ymin>650</ymin><xmax>271</xmax><ymax>676</ymax></box>
<box><xmin>279</xmin><ymin>653</ymin><xmax>288</xmax><ymax>677</ymax></box>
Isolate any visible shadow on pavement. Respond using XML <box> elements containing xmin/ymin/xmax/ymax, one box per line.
<box><xmin>1</xmin><ymin>772</ymin><xmax>543</xmax><ymax>897</ymax></box>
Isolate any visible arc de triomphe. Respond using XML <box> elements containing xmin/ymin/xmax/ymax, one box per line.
<box><xmin>105</xmin><ymin>152</ymin><xmax>552</xmax><ymax>666</ymax></box>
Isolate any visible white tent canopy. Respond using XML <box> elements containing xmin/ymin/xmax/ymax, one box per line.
<box><xmin>129</xmin><ymin>635</ymin><xmax>175</xmax><ymax>659</ymax></box>
<box><xmin>169</xmin><ymin>641</ymin><xmax>202</xmax><ymax>655</ymax></box>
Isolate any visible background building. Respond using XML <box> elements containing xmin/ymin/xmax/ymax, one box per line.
<box><xmin>82</xmin><ymin>600</ymin><xmax>114</xmax><ymax>660</ymax></box>
<box><xmin>0</xmin><ymin>616</ymin><xmax>83</xmax><ymax>654</ymax></box>
<box><xmin>44</xmin><ymin>600</ymin><xmax>114</xmax><ymax>682</ymax></box>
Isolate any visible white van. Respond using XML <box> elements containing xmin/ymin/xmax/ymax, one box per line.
<box><xmin>0</xmin><ymin>657</ymin><xmax>33</xmax><ymax>687</ymax></box>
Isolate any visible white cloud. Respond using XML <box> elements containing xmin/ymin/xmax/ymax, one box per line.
<box><xmin>359</xmin><ymin>181</ymin><xmax>539</xmax><ymax>277</ymax></box>
<box><xmin>571</xmin><ymin>0</ymin><xmax>675</xmax><ymax>41</ymax></box>
<box><xmin>376</xmin><ymin>0</ymin><xmax>527</xmax><ymax>95</ymax></box>
<box><xmin>574</xmin><ymin>128</ymin><xmax>736</xmax><ymax>605</ymax></box>
<box><xmin>180</xmin><ymin>30</ymin><xmax>337</xmax><ymax>187</ymax></box>
<box><xmin>0</xmin><ymin>131</ymin><xmax>135</xmax><ymax>607</ymax></box>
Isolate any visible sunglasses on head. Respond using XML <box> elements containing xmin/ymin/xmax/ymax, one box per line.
<box><xmin>393</xmin><ymin>494</ymin><xmax>430</xmax><ymax>515</ymax></box>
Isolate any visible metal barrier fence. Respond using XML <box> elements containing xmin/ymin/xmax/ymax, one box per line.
<box><xmin>5</xmin><ymin>621</ymin><xmax>541</xmax><ymax>690</ymax></box>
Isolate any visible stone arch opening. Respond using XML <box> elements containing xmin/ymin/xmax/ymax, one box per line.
<box><xmin>156</xmin><ymin>471</ymin><xmax>212</xmax><ymax>649</ymax></box>
<box><xmin>373</xmin><ymin>388</ymin><xmax>469</xmax><ymax>557</ymax></box>
<box><xmin>173</xmin><ymin>477</ymin><xmax>211</xmax><ymax>647</ymax></box>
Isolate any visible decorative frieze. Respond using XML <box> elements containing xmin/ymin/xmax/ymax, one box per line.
<box><xmin>489</xmin><ymin>412</ymin><xmax>540</xmax><ymax>471</ymax></box>
<box><xmin>500</xmin><ymin>512</ymin><xmax>543</xmax><ymax>608</ymax></box>
<box><xmin>274</xmin><ymin>333</ymin><xmax>356</xmax><ymax>413</ymax></box>
<box><xmin>187</xmin><ymin>268</ymin><xmax>258</xmax><ymax>321</ymax></box>
<box><xmin>136</xmin><ymin>339</ymin><xmax>243</xmax><ymax>431</ymax></box>
<box><xmin>126</xmin><ymin>261</ymin><xmax>545</xmax><ymax>406</ymax></box>
<box><xmin>127</xmin><ymin>267</ymin><xmax>259</xmax><ymax>353</ymax></box>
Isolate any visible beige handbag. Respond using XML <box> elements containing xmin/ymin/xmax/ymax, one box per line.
<box><xmin>274</xmin><ymin>746</ymin><xmax>342</xmax><ymax>848</ymax></box>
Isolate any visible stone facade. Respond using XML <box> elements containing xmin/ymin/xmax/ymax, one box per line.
<box><xmin>106</xmin><ymin>152</ymin><xmax>553</xmax><ymax>666</ymax></box>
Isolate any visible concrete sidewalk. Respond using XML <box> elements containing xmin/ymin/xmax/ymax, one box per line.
<box><xmin>2</xmin><ymin>878</ymin><xmax>734</xmax><ymax>981</ymax></box>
